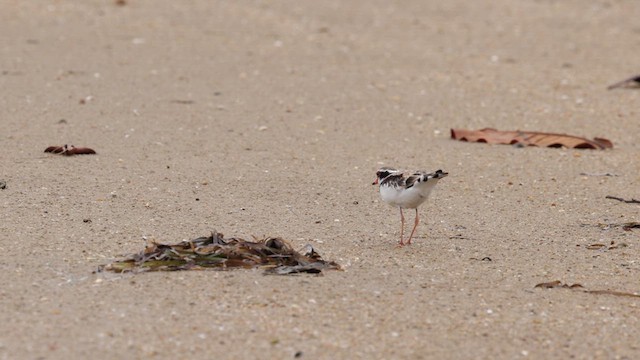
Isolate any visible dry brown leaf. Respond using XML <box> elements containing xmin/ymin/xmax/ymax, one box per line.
<box><xmin>450</xmin><ymin>128</ymin><xmax>613</xmax><ymax>150</ymax></box>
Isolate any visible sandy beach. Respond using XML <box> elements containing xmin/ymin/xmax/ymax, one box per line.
<box><xmin>1</xmin><ymin>1</ymin><xmax>639</xmax><ymax>358</ymax></box>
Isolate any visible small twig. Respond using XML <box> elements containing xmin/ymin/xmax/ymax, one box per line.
<box><xmin>606</xmin><ymin>195</ymin><xmax>640</xmax><ymax>204</ymax></box>
<box><xmin>580</xmin><ymin>172</ymin><xmax>617</xmax><ymax>177</ymax></box>
<box><xmin>535</xmin><ymin>281</ymin><xmax>640</xmax><ymax>298</ymax></box>
<box><xmin>608</xmin><ymin>75</ymin><xmax>640</xmax><ymax>90</ymax></box>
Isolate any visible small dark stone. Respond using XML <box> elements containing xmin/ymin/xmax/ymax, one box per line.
<box><xmin>195</xmin><ymin>198</ymin><xmax>200</xmax><ymax>201</ymax></box>
<box><xmin>294</xmin><ymin>351</ymin><xmax>303</xmax><ymax>358</ymax></box>
<box><xmin>481</xmin><ymin>257</ymin><xmax>492</xmax><ymax>261</ymax></box>
<box><xmin>83</xmin><ymin>219</ymin><xmax>92</xmax><ymax>223</ymax></box>
<box><xmin>0</xmin><ymin>180</ymin><xmax>6</xmax><ymax>189</ymax></box>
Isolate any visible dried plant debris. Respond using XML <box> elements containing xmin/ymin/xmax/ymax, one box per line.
<box><xmin>606</xmin><ymin>195</ymin><xmax>640</xmax><ymax>204</ymax></box>
<box><xmin>621</xmin><ymin>222</ymin><xmax>640</xmax><ymax>231</ymax></box>
<box><xmin>450</xmin><ymin>128</ymin><xmax>613</xmax><ymax>150</ymax></box>
<box><xmin>469</xmin><ymin>256</ymin><xmax>492</xmax><ymax>261</ymax></box>
<box><xmin>45</xmin><ymin>144</ymin><xmax>96</xmax><ymax>156</ymax></box>
<box><xmin>601</xmin><ymin>222</ymin><xmax>640</xmax><ymax>231</ymax></box>
<box><xmin>535</xmin><ymin>281</ymin><xmax>584</xmax><ymax>289</ymax></box>
<box><xmin>608</xmin><ymin>75</ymin><xmax>640</xmax><ymax>90</ymax></box>
<box><xmin>535</xmin><ymin>281</ymin><xmax>640</xmax><ymax>298</ymax></box>
<box><xmin>583</xmin><ymin>222</ymin><xmax>640</xmax><ymax>231</ymax></box>
<box><xmin>583</xmin><ymin>241</ymin><xmax>627</xmax><ymax>250</ymax></box>
<box><xmin>98</xmin><ymin>232</ymin><xmax>341</xmax><ymax>275</ymax></box>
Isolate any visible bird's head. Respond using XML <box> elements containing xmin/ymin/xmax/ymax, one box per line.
<box><xmin>372</xmin><ymin>167</ymin><xmax>401</xmax><ymax>185</ymax></box>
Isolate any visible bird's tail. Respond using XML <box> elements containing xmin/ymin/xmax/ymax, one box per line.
<box><xmin>431</xmin><ymin>170</ymin><xmax>448</xmax><ymax>179</ymax></box>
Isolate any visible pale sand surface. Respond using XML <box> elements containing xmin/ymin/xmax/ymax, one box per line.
<box><xmin>1</xmin><ymin>1</ymin><xmax>640</xmax><ymax>359</ymax></box>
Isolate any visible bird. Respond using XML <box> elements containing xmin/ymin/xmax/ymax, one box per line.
<box><xmin>373</xmin><ymin>167</ymin><xmax>448</xmax><ymax>246</ymax></box>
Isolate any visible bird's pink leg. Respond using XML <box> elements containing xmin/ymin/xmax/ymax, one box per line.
<box><xmin>398</xmin><ymin>207</ymin><xmax>405</xmax><ymax>246</ymax></box>
<box><xmin>406</xmin><ymin>208</ymin><xmax>420</xmax><ymax>245</ymax></box>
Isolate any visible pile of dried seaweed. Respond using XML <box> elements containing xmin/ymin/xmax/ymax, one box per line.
<box><xmin>98</xmin><ymin>232</ymin><xmax>341</xmax><ymax>275</ymax></box>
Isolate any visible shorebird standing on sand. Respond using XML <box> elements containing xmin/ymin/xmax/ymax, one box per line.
<box><xmin>373</xmin><ymin>167</ymin><xmax>448</xmax><ymax>246</ymax></box>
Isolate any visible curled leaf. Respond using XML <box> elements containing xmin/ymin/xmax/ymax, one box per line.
<box><xmin>450</xmin><ymin>128</ymin><xmax>613</xmax><ymax>150</ymax></box>
<box><xmin>45</xmin><ymin>144</ymin><xmax>96</xmax><ymax>156</ymax></box>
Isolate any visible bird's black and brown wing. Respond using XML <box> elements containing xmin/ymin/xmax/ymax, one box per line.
<box><xmin>405</xmin><ymin>170</ymin><xmax>448</xmax><ymax>189</ymax></box>
<box><xmin>379</xmin><ymin>173</ymin><xmax>406</xmax><ymax>188</ymax></box>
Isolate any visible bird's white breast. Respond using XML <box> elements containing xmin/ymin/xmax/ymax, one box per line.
<box><xmin>379</xmin><ymin>180</ymin><xmax>438</xmax><ymax>209</ymax></box>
